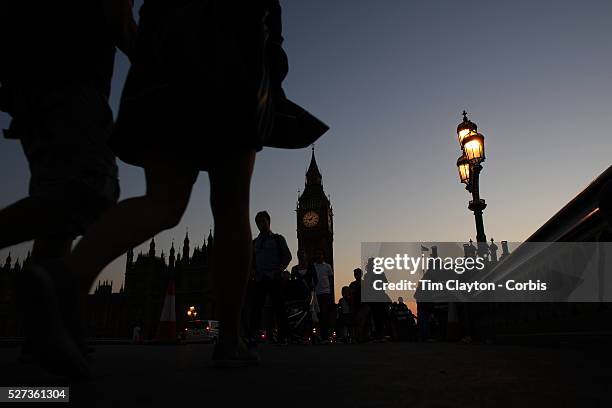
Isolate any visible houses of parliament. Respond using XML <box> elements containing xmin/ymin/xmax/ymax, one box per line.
<box><xmin>0</xmin><ymin>151</ymin><xmax>335</xmax><ymax>339</ymax></box>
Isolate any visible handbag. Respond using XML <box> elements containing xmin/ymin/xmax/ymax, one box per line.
<box><xmin>263</xmin><ymin>90</ymin><xmax>330</xmax><ymax>149</ymax></box>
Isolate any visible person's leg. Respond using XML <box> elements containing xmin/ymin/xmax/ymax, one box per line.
<box><xmin>317</xmin><ymin>294</ymin><xmax>329</xmax><ymax>340</ymax></box>
<box><xmin>208</xmin><ymin>150</ymin><xmax>256</xmax><ymax>347</ymax></box>
<box><xmin>0</xmin><ymin>198</ymin><xmax>69</xmax><ymax>250</ymax></box>
<box><xmin>31</xmin><ymin>237</ymin><xmax>73</xmax><ymax>262</ymax></box>
<box><xmin>353</xmin><ymin>305</ymin><xmax>362</xmax><ymax>342</ymax></box>
<box><xmin>315</xmin><ymin>294</ymin><xmax>323</xmax><ymax>338</ymax></box>
<box><xmin>278</xmin><ymin>303</ymin><xmax>288</xmax><ymax>343</ymax></box>
<box><xmin>18</xmin><ymin>236</ymin><xmax>73</xmax><ymax>362</ymax></box>
<box><xmin>240</xmin><ymin>279</ymin><xmax>254</xmax><ymax>339</ymax></box>
<box><xmin>249</xmin><ymin>281</ymin><xmax>267</xmax><ymax>339</ymax></box>
<box><xmin>379</xmin><ymin>304</ymin><xmax>389</xmax><ymax>338</ymax></box>
<box><xmin>273</xmin><ymin>281</ymin><xmax>288</xmax><ymax>342</ymax></box>
<box><xmin>325</xmin><ymin>295</ymin><xmax>333</xmax><ymax>339</ymax></box>
<box><xmin>326</xmin><ymin>294</ymin><xmax>334</xmax><ymax>339</ymax></box>
<box><xmin>262</xmin><ymin>283</ymin><xmax>276</xmax><ymax>341</ymax></box>
<box><xmin>67</xmin><ymin>163</ymin><xmax>198</xmax><ymax>293</ymax></box>
<box><xmin>372</xmin><ymin>303</ymin><xmax>383</xmax><ymax>338</ymax></box>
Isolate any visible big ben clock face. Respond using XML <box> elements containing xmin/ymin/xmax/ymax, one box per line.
<box><xmin>302</xmin><ymin>211</ymin><xmax>320</xmax><ymax>228</ymax></box>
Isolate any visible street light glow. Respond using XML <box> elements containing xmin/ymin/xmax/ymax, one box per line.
<box><xmin>456</xmin><ymin>110</ymin><xmax>478</xmax><ymax>147</ymax></box>
<box><xmin>457</xmin><ymin>155</ymin><xmax>471</xmax><ymax>184</ymax></box>
<box><xmin>458</xmin><ymin>128</ymin><xmax>471</xmax><ymax>145</ymax></box>
<box><xmin>463</xmin><ymin>133</ymin><xmax>485</xmax><ymax>163</ymax></box>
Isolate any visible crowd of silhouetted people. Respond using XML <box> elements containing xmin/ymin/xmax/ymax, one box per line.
<box><xmin>244</xmin><ymin>215</ymin><xmax>427</xmax><ymax>346</ymax></box>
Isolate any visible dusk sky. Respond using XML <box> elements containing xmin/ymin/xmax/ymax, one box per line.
<box><xmin>1</xmin><ymin>0</ymin><xmax>611</xmax><ymax>297</ymax></box>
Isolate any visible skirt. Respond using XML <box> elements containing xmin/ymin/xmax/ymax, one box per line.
<box><xmin>111</xmin><ymin>0</ymin><xmax>272</xmax><ymax>171</ymax></box>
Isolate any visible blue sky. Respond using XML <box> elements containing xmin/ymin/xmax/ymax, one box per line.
<box><xmin>1</xmin><ymin>0</ymin><xmax>611</xmax><ymax>296</ymax></box>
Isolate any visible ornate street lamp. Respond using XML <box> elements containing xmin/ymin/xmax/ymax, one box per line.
<box><xmin>457</xmin><ymin>155</ymin><xmax>471</xmax><ymax>184</ymax></box>
<box><xmin>463</xmin><ymin>132</ymin><xmax>485</xmax><ymax>164</ymax></box>
<box><xmin>455</xmin><ymin>111</ymin><xmax>488</xmax><ymax>256</ymax></box>
<box><xmin>456</xmin><ymin>110</ymin><xmax>477</xmax><ymax>147</ymax></box>
<box><xmin>187</xmin><ymin>305</ymin><xmax>198</xmax><ymax>320</ymax></box>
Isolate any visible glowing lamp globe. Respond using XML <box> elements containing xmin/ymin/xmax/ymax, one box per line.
<box><xmin>457</xmin><ymin>154</ymin><xmax>471</xmax><ymax>184</ymax></box>
<box><xmin>456</xmin><ymin>110</ymin><xmax>477</xmax><ymax>147</ymax></box>
<box><xmin>463</xmin><ymin>133</ymin><xmax>485</xmax><ymax>164</ymax></box>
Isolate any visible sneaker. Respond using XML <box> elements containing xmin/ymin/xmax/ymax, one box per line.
<box><xmin>212</xmin><ymin>340</ymin><xmax>260</xmax><ymax>368</ymax></box>
<box><xmin>18</xmin><ymin>262</ymin><xmax>90</xmax><ymax>379</ymax></box>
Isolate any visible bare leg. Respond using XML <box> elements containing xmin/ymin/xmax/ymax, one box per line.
<box><xmin>18</xmin><ymin>237</ymin><xmax>72</xmax><ymax>357</ymax></box>
<box><xmin>209</xmin><ymin>150</ymin><xmax>256</xmax><ymax>346</ymax></box>
<box><xmin>31</xmin><ymin>238</ymin><xmax>73</xmax><ymax>262</ymax></box>
<box><xmin>0</xmin><ymin>199</ymin><xmax>74</xmax><ymax>359</ymax></box>
<box><xmin>67</xmin><ymin>163</ymin><xmax>198</xmax><ymax>293</ymax></box>
<box><xmin>0</xmin><ymin>197</ymin><xmax>73</xmax><ymax>263</ymax></box>
<box><xmin>0</xmin><ymin>197</ymin><xmax>68</xmax><ymax>250</ymax></box>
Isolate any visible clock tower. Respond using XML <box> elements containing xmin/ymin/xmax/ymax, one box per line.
<box><xmin>296</xmin><ymin>147</ymin><xmax>334</xmax><ymax>273</ymax></box>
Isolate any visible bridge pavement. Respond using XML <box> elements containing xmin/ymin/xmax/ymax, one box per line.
<box><xmin>0</xmin><ymin>341</ymin><xmax>609</xmax><ymax>407</ymax></box>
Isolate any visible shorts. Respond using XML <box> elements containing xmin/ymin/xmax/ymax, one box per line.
<box><xmin>4</xmin><ymin>82</ymin><xmax>120</xmax><ymax>237</ymax></box>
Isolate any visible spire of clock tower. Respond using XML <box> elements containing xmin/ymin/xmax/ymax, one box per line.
<box><xmin>306</xmin><ymin>145</ymin><xmax>322</xmax><ymax>186</ymax></box>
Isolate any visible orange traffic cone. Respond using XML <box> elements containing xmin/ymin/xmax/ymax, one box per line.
<box><xmin>154</xmin><ymin>280</ymin><xmax>180</xmax><ymax>344</ymax></box>
<box><xmin>446</xmin><ymin>302</ymin><xmax>460</xmax><ymax>341</ymax></box>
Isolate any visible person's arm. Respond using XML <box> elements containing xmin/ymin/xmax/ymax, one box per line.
<box><xmin>326</xmin><ymin>264</ymin><xmax>334</xmax><ymax>285</ymax></box>
<box><xmin>308</xmin><ymin>263</ymin><xmax>318</xmax><ymax>290</ymax></box>
<box><xmin>290</xmin><ymin>265</ymin><xmax>298</xmax><ymax>280</ymax></box>
<box><xmin>278</xmin><ymin>235</ymin><xmax>292</xmax><ymax>270</ymax></box>
<box><xmin>102</xmin><ymin>0</ymin><xmax>138</xmax><ymax>60</ymax></box>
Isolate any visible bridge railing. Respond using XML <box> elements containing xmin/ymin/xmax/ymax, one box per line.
<box><xmin>489</xmin><ymin>165</ymin><xmax>612</xmax><ymax>282</ymax></box>
<box><xmin>474</xmin><ymin>165</ymin><xmax>612</xmax><ymax>337</ymax></box>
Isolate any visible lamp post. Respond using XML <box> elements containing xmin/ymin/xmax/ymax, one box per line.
<box><xmin>456</xmin><ymin>111</ymin><xmax>488</xmax><ymax>256</ymax></box>
<box><xmin>187</xmin><ymin>305</ymin><xmax>198</xmax><ymax>320</ymax></box>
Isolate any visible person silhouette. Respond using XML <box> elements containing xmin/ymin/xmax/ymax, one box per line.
<box><xmin>363</xmin><ymin>257</ymin><xmax>391</xmax><ymax>341</ymax></box>
<box><xmin>0</xmin><ymin>1</ymin><xmax>136</xmax><ymax>377</ymax></box>
<box><xmin>312</xmin><ymin>248</ymin><xmax>334</xmax><ymax>342</ymax></box>
<box><xmin>22</xmin><ymin>0</ymin><xmax>327</xmax><ymax>373</ymax></box>
<box><xmin>290</xmin><ymin>248</ymin><xmax>317</xmax><ymax>297</ymax></box>
<box><xmin>250</xmin><ymin>211</ymin><xmax>292</xmax><ymax>344</ymax></box>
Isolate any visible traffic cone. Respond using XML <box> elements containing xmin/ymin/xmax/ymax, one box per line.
<box><xmin>154</xmin><ymin>280</ymin><xmax>180</xmax><ymax>344</ymax></box>
<box><xmin>446</xmin><ymin>302</ymin><xmax>460</xmax><ymax>341</ymax></box>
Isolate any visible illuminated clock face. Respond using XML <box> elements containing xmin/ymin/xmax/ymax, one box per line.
<box><xmin>302</xmin><ymin>211</ymin><xmax>320</xmax><ymax>228</ymax></box>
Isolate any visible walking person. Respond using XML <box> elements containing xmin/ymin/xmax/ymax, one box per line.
<box><xmin>313</xmin><ymin>248</ymin><xmax>334</xmax><ymax>343</ymax></box>
<box><xmin>290</xmin><ymin>248</ymin><xmax>318</xmax><ymax>297</ymax></box>
<box><xmin>0</xmin><ymin>0</ymin><xmax>136</xmax><ymax>376</ymax></box>
<box><xmin>349</xmin><ymin>268</ymin><xmax>369</xmax><ymax>342</ymax></box>
<box><xmin>406</xmin><ymin>308</ymin><xmax>418</xmax><ymax>341</ymax></box>
<box><xmin>363</xmin><ymin>257</ymin><xmax>391</xmax><ymax>341</ymax></box>
<box><xmin>20</xmin><ymin>0</ymin><xmax>327</xmax><ymax>375</ymax></box>
<box><xmin>249</xmin><ymin>211</ymin><xmax>292</xmax><ymax>344</ymax></box>
<box><xmin>337</xmin><ymin>286</ymin><xmax>354</xmax><ymax>343</ymax></box>
<box><xmin>290</xmin><ymin>248</ymin><xmax>318</xmax><ymax>341</ymax></box>
<box><xmin>0</xmin><ymin>1</ymin><xmax>135</xmax><ymax>263</ymax></box>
